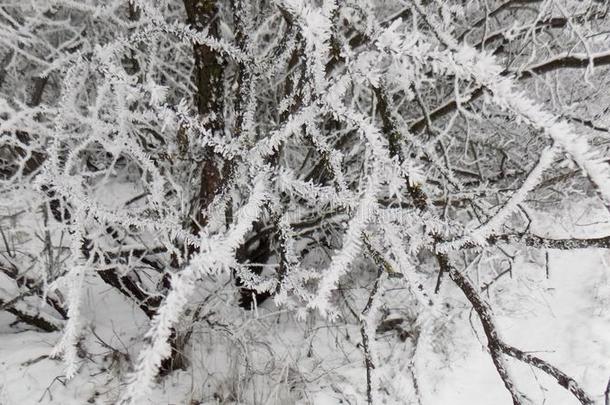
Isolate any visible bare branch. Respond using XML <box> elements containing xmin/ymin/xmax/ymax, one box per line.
<box><xmin>443</xmin><ymin>256</ymin><xmax>595</xmax><ymax>405</ymax></box>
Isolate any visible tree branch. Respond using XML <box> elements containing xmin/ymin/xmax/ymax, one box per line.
<box><xmin>409</xmin><ymin>51</ymin><xmax>610</xmax><ymax>133</ymax></box>
<box><xmin>378</xmin><ymin>80</ymin><xmax>596</xmax><ymax>403</ymax></box>
<box><xmin>519</xmin><ymin>51</ymin><xmax>610</xmax><ymax>79</ymax></box>
<box><xmin>438</xmin><ymin>253</ymin><xmax>529</xmax><ymax>404</ymax></box>
<box><xmin>443</xmin><ymin>256</ymin><xmax>595</xmax><ymax>405</ymax></box>
<box><xmin>359</xmin><ymin>267</ymin><xmax>383</xmax><ymax>405</ymax></box>
<box><xmin>487</xmin><ymin>233</ymin><xmax>610</xmax><ymax>250</ymax></box>
<box><xmin>0</xmin><ymin>297</ymin><xmax>61</xmax><ymax>332</ymax></box>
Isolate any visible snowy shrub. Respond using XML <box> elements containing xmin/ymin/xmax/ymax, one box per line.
<box><xmin>1</xmin><ymin>0</ymin><xmax>609</xmax><ymax>404</ymax></box>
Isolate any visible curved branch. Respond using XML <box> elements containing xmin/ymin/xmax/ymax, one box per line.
<box><xmin>409</xmin><ymin>50</ymin><xmax>610</xmax><ymax>133</ymax></box>
<box><xmin>0</xmin><ymin>297</ymin><xmax>61</xmax><ymax>332</ymax></box>
<box><xmin>438</xmin><ymin>253</ymin><xmax>529</xmax><ymax>404</ymax></box>
<box><xmin>519</xmin><ymin>50</ymin><xmax>610</xmax><ymax>79</ymax></box>
<box><xmin>457</xmin><ymin>0</ymin><xmax>543</xmax><ymax>43</ymax></box>
<box><xmin>444</xmin><ymin>257</ymin><xmax>595</xmax><ymax>405</ymax></box>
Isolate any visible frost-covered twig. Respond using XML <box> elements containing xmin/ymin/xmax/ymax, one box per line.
<box><xmin>0</xmin><ymin>297</ymin><xmax>61</xmax><ymax>332</ymax></box>
<box><xmin>119</xmin><ymin>172</ymin><xmax>269</xmax><ymax>404</ymax></box>
<box><xmin>438</xmin><ymin>146</ymin><xmax>558</xmax><ymax>251</ymax></box>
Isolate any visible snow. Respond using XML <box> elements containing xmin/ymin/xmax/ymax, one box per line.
<box><xmin>2</xmin><ymin>0</ymin><xmax>610</xmax><ymax>403</ymax></box>
<box><xmin>1</xmin><ymin>198</ymin><xmax>607</xmax><ymax>404</ymax></box>
<box><xmin>431</xmin><ymin>202</ymin><xmax>610</xmax><ymax>404</ymax></box>
<box><xmin>430</xmin><ymin>247</ymin><xmax>609</xmax><ymax>404</ymax></box>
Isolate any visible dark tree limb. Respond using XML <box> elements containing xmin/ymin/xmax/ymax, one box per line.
<box><xmin>80</xmin><ymin>238</ymin><xmax>162</xmax><ymax>319</ymax></box>
<box><xmin>500</xmin><ymin>343</ymin><xmax>596</xmax><ymax>405</ymax></box>
<box><xmin>0</xmin><ymin>262</ymin><xmax>68</xmax><ymax>320</ymax></box>
<box><xmin>181</xmin><ymin>0</ymin><xmax>227</xmax><ymax>239</ymax></box>
<box><xmin>442</xmin><ymin>256</ymin><xmax>595</xmax><ymax>405</ymax></box>
<box><xmin>457</xmin><ymin>0</ymin><xmax>544</xmax><ymax>43</ymax></box>
<box><xmin>486</xmin><ymin>233</ymin><xmax>610</xmax><ymax>250</ymax></box>
<box><xmin>376</xmin><ymin>79</ymin><xmax>595</xmax><ymax>404</ymax></box>
<box><xmin>472</xmin><ymin>8</ymin><xmax>609</xmax><ymax>54</ymax></box>
<box><xmin>96</xmin><ymin>269</ymin><xmax>161</xmax><ymax>319</ymax></box>
<box><xmin>566</xmin><ymin>116</ymin><xmax>609</xmax><ymax>133</ymax></box>
<box><xmin>183</xmin><ymin>0</ymin><xmax>225</xmax><ymax>123</ymax></box>
<box><xmin>437</xmin><ymin>253</ymin><xmax>529</xmax><ymax>404</ymax></box>
<box><xmin>360</xmin><ymin>267</ymin><xmax>383</xmax><ymax>405</ymax></box>
<box><xmin>0</xmin><ymin>297</ymin><xmax>60</xmax><ymax>332</ymax></box>
<box><xmin>519</xmin><ymin>51</ymin><xmax>610</xmax><ymax>79</ymax></box>
<box><xmin>409</xmin><ymin>51</ymin><xmax>610</xmax><ymax>134</ymax></box>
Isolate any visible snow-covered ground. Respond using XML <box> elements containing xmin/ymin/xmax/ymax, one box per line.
<box><xmin>0</xmin><ymin>200</ymin><xmax>608</xmax><ymax>405</ymax></box>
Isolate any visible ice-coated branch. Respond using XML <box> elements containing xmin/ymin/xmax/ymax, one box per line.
<box><xmin>410</xmin><ymin>0</ymin><xmax>610</xmax><ymax>214</ymax></box>
<box><xmin>119</xmin><ymin>172</ymin><xmax>269</xmax><ymax>404</ymax></box>
<box><xmin>439</xmin><ymin>146</ymin><xmax>558</xmax><ymax>251</ymax></box>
